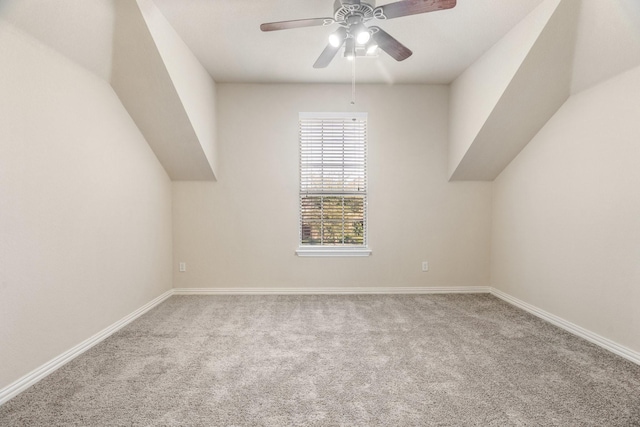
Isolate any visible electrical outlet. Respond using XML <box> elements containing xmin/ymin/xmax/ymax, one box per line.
<box><xmin>421</xmin><ymin>261</ymin><xmax>429</xmax><ymax>272</ymax></box>
<box><xmin>179</xmin><ymin>262</ymin><xmax>186</xmax><ymax>272</ymax></box>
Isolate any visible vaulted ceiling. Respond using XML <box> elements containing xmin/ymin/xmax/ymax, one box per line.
<box><xmin>1</xmin><ymin>0</ymin><xmax>548</xmax><ymax>84</ymax></box>
<box><xmin>151</xmin><ymin>0</ymin><xmax>544</xmax><ymax>84</ymax></box>
<box><xmin>2</xmin><ymin>0</ymin><xmax>640</xmax><ymax>181</ymax></box>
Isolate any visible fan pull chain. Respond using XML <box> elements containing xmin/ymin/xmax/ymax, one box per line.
<box><xmin>351</xmin><ymin>54</ymin><xmax>356</xmax><ymax>105</ymax></box>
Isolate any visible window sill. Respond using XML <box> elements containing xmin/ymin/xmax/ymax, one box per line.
<box><xmin>296</xmin><ymin>247</ymin><xmax>372</xmax><ymax>257</ymax></box>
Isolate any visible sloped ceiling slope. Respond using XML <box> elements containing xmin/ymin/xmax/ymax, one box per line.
<box><xmin>111</xmin><ymin>0</ymin><xmax>217</xmax><ymax>181</ymax></box>
<box><xmin>0</xmin><ymin>0</ymin><xmax>218</xmax><ymax>181</ymax></box>
<box><xmin>3</xmin><ymin>0</ymin><xmax>639</xmax><ymax>183</ymax></box>
<box><xmin>449</xmin><ymin>0</ymin><xmax>579</xmax><ymax>181</ymax></box>
<box><xmin>448</xmin><ymin>0</ymin><xmax>640</xmax><ymax>181</ymax></box>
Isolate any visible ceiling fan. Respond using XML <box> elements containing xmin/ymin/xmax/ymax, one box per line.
<box><xmin>260</xmin><ymin>0</ymin><xmax>457</xmax><ymax>68</ymax></box>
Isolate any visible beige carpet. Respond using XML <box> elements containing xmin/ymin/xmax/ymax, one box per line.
<box><xmin>1</xmin><ymin>294</ymin><xmax>639</xmax><ymax>426</ymax></box>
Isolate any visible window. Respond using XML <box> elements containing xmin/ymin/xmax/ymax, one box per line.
<box><xmin>296</xmin><ymin>112</ymin><xmax>371</xmax><ymax>257</ymax></box>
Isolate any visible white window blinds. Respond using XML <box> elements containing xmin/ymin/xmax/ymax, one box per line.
<box><xmin>299</xmin><ymin>112</ymin><xmax>367</xmax><ymax>247</ymax></box>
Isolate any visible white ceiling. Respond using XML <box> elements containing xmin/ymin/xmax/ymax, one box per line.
<box><xmin>152</xmin><ymin>0</ymin><xmax>544</xmax><ymax>84</ymax></box>
<box><xmin>2</xmin><ymin>0</ymin><xmax>640</xmax><ymax>182</ymax></box>
<box><xmin>1</xmin><ymin>0</ymin><xmax>639</xmax><ymax>90</ymax></box>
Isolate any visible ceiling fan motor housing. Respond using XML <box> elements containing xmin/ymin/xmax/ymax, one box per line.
<box><xmin>335</xmin><ymin>0</ymin><xmax>377</xmax><ymax>8</ymax></box>
<box><xmin>334</xmin><ymin>1</ymin><xmax>376</xmax><ymax>25</ymax></box>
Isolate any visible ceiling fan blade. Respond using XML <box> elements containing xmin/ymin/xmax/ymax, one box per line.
<box><xmin>260</xmin><ymin>18</ymin><xmax>335</xmax><ymax>32</ymax></box>
<box><xmin>313</xmin><ymin>41</ymin><xmax>343</xmax><ymax>68</ymax></box>
<box><xmin>371</xmin><ymin>27</ymin><xmax>412</xmax><ymax>61</ymax></box>
<box><xmin>374</xmin><ymin>0</ymin><xmax>456</xmax><ymax>20</ymax></box>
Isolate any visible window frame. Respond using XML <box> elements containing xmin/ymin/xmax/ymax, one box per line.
<box><xmin>296</xmin><ymin>112</ymin><xmax>371</xmax><ymax>257</ymax></box>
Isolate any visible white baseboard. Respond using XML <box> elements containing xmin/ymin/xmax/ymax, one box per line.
<box><xmin>173</xmin><ymin>286</ymin><xmax>491</xmax><ymax>295</ymax></box>
<box><xmin>490</xmin><ymin>287</ymin><xmax>640</xmax><ymax>366</ymax></box>
<box><xmin>0</xmin><ymin>286</ymin><xmax>486</xmax><ymax>406</ymax></box>
<box><xmin>3</xmin><ymin>285</ymin><xmax>637</xmax><ymax>407</ymax></box>
<box><xmin>0</xmin><ymin>289</ymin><xmax>173</xmax><ymax>406</ymax></box>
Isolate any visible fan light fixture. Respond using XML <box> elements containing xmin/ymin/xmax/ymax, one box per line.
<box><xmin>261</xmin><ymin>0</ymin><xmax>458</xmax><ymax>105</ymax></box>
<box><xmin>357</xmin><ymin>31</ymin><xmax>371</xmax><ymax>45</ymax></box>
<box><xmin>329</xmin><ymin>27</ymin><xmax>347</xmax><ymax>48</ymax></box>
<box><xmin>344</xmin><ymin>38</ymin><xmax>355</xmax><ymax>60</ymax></box>
<box><xmin>366</xmin><ymin>41</ymin><xmax>378</xmax><ymax>55</ymax></box>
<box><xmin>261</xmin><ymin>0</ymin><xmax>458</xmax><ymax>69</ymax></box>
<box><xmin>351</xmin><ymin>23</ymin><xmax>371</xmax><ymax>45</ymax></box>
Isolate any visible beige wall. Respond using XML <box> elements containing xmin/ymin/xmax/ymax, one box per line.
<box><xmin>0</xmin><ymin>23</ymin><xmax>173</xmax><ymax>389</ymax></box>
<box><xmin>173</xmin><ymin>84</ymin><xmax>492</xmax><ymax>289</ymax></box>
<box><xmin>491</xmin><ymin>66</ymin><xmax>640</xmax><ymax>353</ymax></box>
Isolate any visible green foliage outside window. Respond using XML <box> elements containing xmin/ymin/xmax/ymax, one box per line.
<box><xmin>301</xmin><ymin>195</ymin><xmax>364</xmax><ymax>245</ymax></box>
